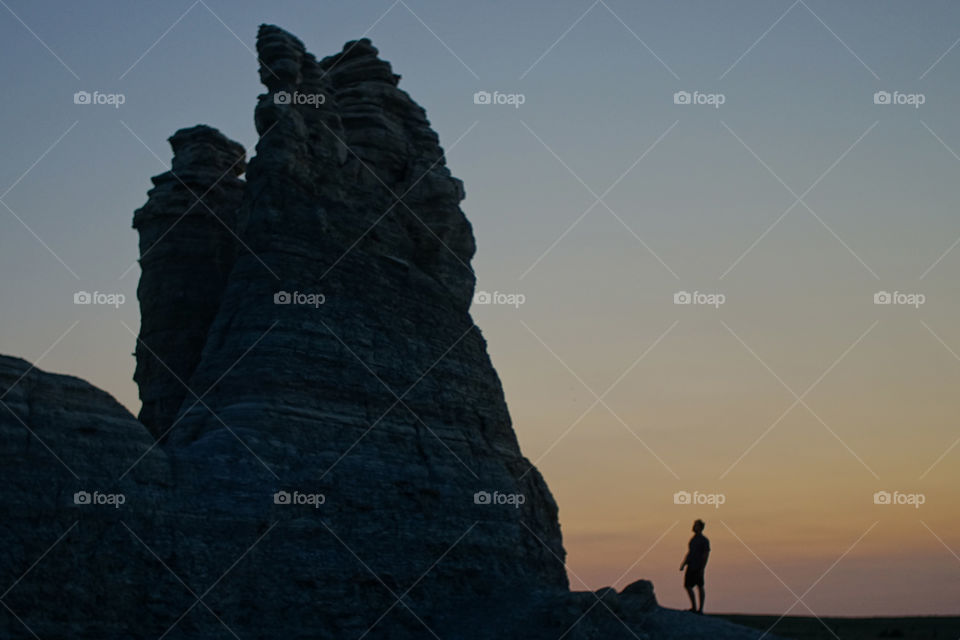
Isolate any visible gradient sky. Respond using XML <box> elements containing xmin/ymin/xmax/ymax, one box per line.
<box><xmin>2</xmin><ymin>0</ymin><xmax>959</xmax><ymax>617</ymax></box>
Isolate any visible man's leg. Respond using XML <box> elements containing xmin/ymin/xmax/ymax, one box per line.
<box><xmin>696</xmin><ymin>585</ymin><xmax>705</xmax><ymax>613</ymax></box>
<box><xmin>685</xmin><ymin>586</ymin><xmax>696</xmax><ymax>611</ymax></box>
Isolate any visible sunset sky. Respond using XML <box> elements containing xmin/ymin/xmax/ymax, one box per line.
<box><xmin>1</xmin><ymin>0</ymin><xmax>959</xmax><ymax>616</ymax></box>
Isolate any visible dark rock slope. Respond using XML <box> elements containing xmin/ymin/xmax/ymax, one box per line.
<box><xmin>0</xmin><ymin>25</ymin><xmax>780</xmax><ymax>640</ymax></box>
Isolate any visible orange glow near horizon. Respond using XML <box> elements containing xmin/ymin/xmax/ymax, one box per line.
<box><xmin>486</xmin><ymin>294</ymin><xmax>960</xmax><ymax>616</ymax></box>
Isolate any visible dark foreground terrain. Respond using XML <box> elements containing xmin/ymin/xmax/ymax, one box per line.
<box><xmin>718</xmin><ymin>614</ymin><xmax>960</xmax><ymax>640</ymax></box>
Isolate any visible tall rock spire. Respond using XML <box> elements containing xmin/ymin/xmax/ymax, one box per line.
<box><xmin>132</xmin><ymin>125</ymin><xmax>246</xmax><ymax>437</ymax></box>
<box><xmin>156</xmin><ymin>24</ymin><xmax>567</xmax><ymax>603</ymax></box>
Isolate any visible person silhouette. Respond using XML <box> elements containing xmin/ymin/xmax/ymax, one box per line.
<box><xmin>679</xmin><ymin>519</ymin><xmax>710</xmax><ymax>614</ymax></box>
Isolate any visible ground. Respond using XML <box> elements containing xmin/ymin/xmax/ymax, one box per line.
<box><xmin>716</xmin><ymin>614</ymin><xmax>960</xmax><ymax>640</ymax></box>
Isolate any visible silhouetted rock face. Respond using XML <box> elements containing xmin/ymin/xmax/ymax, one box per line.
<box><xmin>245</xmin><ymin>27</ymin><xmax>476</xmax><ymax>306</ymax></box>
<box><xmin>0</xmin><ymin>25</ymin><xmax>779</xmax><ymax>640</ymax></box>
<box><xmin>0</xmin><ymin>356</ymin><xmax>175</xmax><ymax>639</ymax></box>
<box><xmin>158</xmin><ymin>25</ymin><xmax>567</xmax><ymax>627</ymax></box>
<box><xmin>133</xmin><ymin>125</ymin><xmax>246</xmax><ymax>437</ymax></box>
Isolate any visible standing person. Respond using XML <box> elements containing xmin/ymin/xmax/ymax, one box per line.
<box><xmin>679</xmin><ymin>519</ymin><xmax>710</xmax><ymax>614</ymax></box>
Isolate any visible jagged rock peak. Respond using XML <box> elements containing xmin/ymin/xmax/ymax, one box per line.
<box><xmin>168</xmin><ymin>124</ymin><xmax>246</xmax><ymax>177</ymax></box>
<box><xmin>256</xmin><ymin>24</ymin><xmax>311</xmax><ymax>89</ymax></box>
<box><xmin>319</xmin><ymin>37</ymin><xmax>401</xmax><ymax>86</ymax></box>
<box><xmin>247</xmin><ymin>24</ymin><xmax>476</xmax><ymax>306</ymax></box>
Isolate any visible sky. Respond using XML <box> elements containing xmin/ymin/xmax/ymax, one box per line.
<box><xmin>1</xmin><ymin>0</ymin><xmax>959</xmax><ymax>617</ymax></box>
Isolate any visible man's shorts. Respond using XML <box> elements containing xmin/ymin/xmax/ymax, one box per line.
<box><xmin>684</xmin><ymin>566</ymin><xmax>705</xmax><ymax>588</ymax></box>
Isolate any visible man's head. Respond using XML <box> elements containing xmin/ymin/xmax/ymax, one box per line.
<box><xmin>692</xmin><ymin>519</ymin><xmax>705</xmax><ymax>533</ymax></box>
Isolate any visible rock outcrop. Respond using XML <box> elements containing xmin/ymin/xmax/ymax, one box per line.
<box><xmin>142</xmin><ymin>26</ymin><xmax>566</xmax><ymax>634</ymax></box>
<box><xmin>0</xmin><ymin>25</ymin><xmax>781</xmax><ymax>640</ymax></box>
<box><xmin>0</xmin><ymin>356</ymin><xmax>173</xmax><ymax>638</ymax></box>
<box><xmin>133</xmin><ymin>125</ymin><xmax>246</xmax><ymax>438</ymax></box>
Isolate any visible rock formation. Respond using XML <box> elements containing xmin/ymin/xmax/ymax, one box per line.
<box><xmin>0</xmin><ymin>355</ymin><xmax>172</xmax><ymax>638</ymax></box>
<box><xmin>0</xmin><ymin>25</ymin><xmax>780</xmax><ymax>640</ymax></box>
<box><xmin>133</xmin><ymin>125</ymin><xmax>246</xmax><ymax>438</ymax></box>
